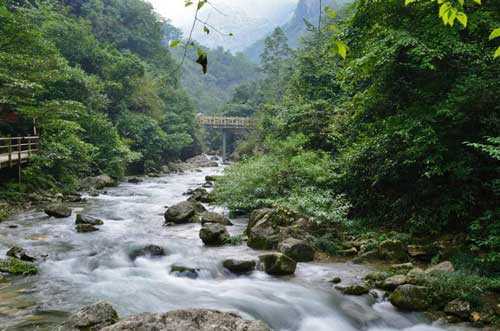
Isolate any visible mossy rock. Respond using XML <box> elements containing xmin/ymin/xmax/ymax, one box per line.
<box><xmin>389</xmin><ymin>284</ymin><xmax>430</xmax><ymax>311</ymax></box>
<box><xmin>0</xmin><ymin>258</ymin><xmax>38</xmax><ymax>275</ymax></box>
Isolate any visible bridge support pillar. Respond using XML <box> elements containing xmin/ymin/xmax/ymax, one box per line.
<box><xmin>222</xmin><ymin>129</ymin><xmax>227</xmax><ymax>161</ymax></box>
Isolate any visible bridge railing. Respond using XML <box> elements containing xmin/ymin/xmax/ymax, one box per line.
<box><xmin>197</xmin><ymin>115</ymin><xmax>255</xmax><ymax>129</ymax></box>
<box><xmin>0</xmin><ymin>136</ymin><xmax>39</xmax><ymax>169</ymax></box>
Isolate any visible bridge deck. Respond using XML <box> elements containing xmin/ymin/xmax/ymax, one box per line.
<box><xmin>0</xmin><ymin>136</ymin><xmax>39</xmax><ymax>169</ymax></box>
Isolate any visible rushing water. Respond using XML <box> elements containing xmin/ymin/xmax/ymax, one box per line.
<box><xmin>0</xmin><ymin>162</ymin><xmax>475</xmax><ymax>331</ymax></box>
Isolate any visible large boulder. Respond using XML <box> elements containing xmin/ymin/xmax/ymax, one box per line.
<box><xmin>76</xmin><ymin>214</ymin><xmax>103</xmax><ymax>226</ymax></box>
<box><xmin>185</xmin><ymin>155</ymin><xmax>219</xmax><ymax>168</ymax></box>
<box><xmin>6</xmin><ymin>246</ymin><xmax>36</xmax><ymax>262</ymax></box>
<box><xmin>45</xmin><ymin>204</ymin><xmax>72</xmax><ymax>218</ymax></box>
<box><xmin>164</xmin><ymin>201</ymin><xmax>206</xmax><ymax>225</ymax></box>
<box><xmin>247</xmin><ymin>208</ymin><xmax>274</xmax><ymax>234</ymax></box>
<box><xmin>278</xmin><ymin>238</ymin><xmax>314</xmax><ymax>262</ymax></box>
<box><xmin>259</xmin><ymin>253</ymin><xmax>296</xmax><ymax>276</ymax></box>
<box><xmin>81</xmin><ymin>175</ymin><xmax>115</xmax><ymax>190</ymax></box>
<box><xmin>247</xmin><ymin>217</ymin><xmax>280</xmax><ymax>250</ymax></box>
<box><xmin>59</xmin><ymin>301</ymin><xmax>119</xmax><ymax>331</ymax></box>
<box><xmin>197</xmin><ymin>211</ymin><xmax>232</xmax><ymax>226</ymax></box>
<box><xmin>199</xmin><ymin>224</ymin><xmax>230</xmax><ymax>246</ymax></box>
<box><xmin>128</xmin><ymin>245</ymin><xmax>166</xmax><ymax>261</ymax></box>
<box><xmin>389</xmin><ymin>284</ymin><xmax>430</xmax><ymax>311</ymax></box>
<box><xmin>378</xmin><ymin>240</ymin><xmax>408</xmax><ymax>262</ymax></box>
<box><xmin>223</xmin><ymin>259</ymin><xmax>256</xmax><ymax>274</ymax></box>
<box><xmin>101</xmin><ymin>309</ymin><xmax>270</xmax><ymax>331</ymax></box>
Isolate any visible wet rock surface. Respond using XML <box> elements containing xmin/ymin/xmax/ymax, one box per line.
<box><xmin>100</xmin><ymin>309</ymin><xmax>270</xmax><ymax>331</ymax></box>
<box><xmin>59</xmin><ymin>301</ymin><xmax>119</xmax><ymax>330</ymax></box>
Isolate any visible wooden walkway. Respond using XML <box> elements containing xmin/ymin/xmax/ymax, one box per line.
<box><xmin>0</xmin><ymin>136</ymin><xmax>39</xmax><ymax>169</ymax></box>
<box><xmin>197</xmin><ymin>115</ymin><xmax>255</xmax><ymax>130</ymax></box>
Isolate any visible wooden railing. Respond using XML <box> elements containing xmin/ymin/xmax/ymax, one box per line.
<box><xmin>197</xmin><ymin>115</ymin><xmax>255</xmax><ymax>130</ymax></box>
<box><xmin>0</xmin><ymin>136</ymin><xmax>39</xmax><ymax>169</ymax></box>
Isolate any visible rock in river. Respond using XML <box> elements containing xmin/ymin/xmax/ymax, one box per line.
<box><xmin>128</xmin><ymin>245</ymin><xmax>166</xmax><ymax>261</ymax></box>
<box><xmin>425</xmin><ymin>261</ymin><xmax>455</xmax><ymax>274</ymax></box>
<box><xmin>199</xmin><ymin>223</ymin><xmax>230</xmax><ymax>246</ymax></box>
<box><xmin>164</xmin><ymin>201</ymin><xmax>206</xmax><ymax>225</ymax></box>
<box><xmin>198</xmin><ymin>211</ymin><xmax>232</xmax><ymax>226</ymax></box>
<box><xmin>335</xmin><ymin>283</ymin><xmax>370</xmax><ymax>296</ymax></box>
<box><xmin>223</xmin><ymin>259</ymin><xmax>256</xmax><ymax>274</ymax></box>
<box><xmin>170</xmin><ymin>265</ymin><xmax>200</xmax><ymax>279</ymax></box>
<box><xmin>45</xmin><ymin>204</ymin><xmax>72</xmax><ymax>218</ymax></box>
<box><xmin>100</xmin><ymin>309</ymin><xmax>270</xmax><ymax>331</ymax></box>
<box><xmin>444</xmin><ymin>299</ymin><xmax>471</xmax><ymax>319</ymax></box>
<box><xmin>75</xmin><ymin>214</ymin><xmax>103</xmax><ymax>226</ymax></box>
<box><xmin>389</xmin><ymin>284</ymin><xmax>430</xmax><ymax>311</ymax></box>
<box><xmin>278</xmin><ymin>238</ymin><xmax>314</xmax><ymax>262</ymax></box>
<box><xmin>76</xmin><ymin>224</ymin><xmax>99</xmax><ymax>233</ymax></box>
<box><xmin>187</xmin><ymin>188</ymin><xmax>211</xmax><ymax>203</ymax></box>
<box><xmin>259</xmin><ymin>253</ymin><xmax>296</xmax><ymax>276</ymax></box>
<box><xmin>6</xmin><ymin>246</ymin><xmax>36</xmax><ymax>262</ymax></box>
<box><xmin>59</xmin><ymin>301</ymin><xmax>119</xmax><ymax>330</ymax></box>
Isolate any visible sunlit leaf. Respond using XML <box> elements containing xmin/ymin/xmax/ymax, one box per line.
<box><xmin>336</xmin><ymin>40</ymin><xmax>348</xmax><ymax>59</ymax></box>
<box><xmin>494</xmin><ymin>47</ymin><xmax>500</xmax><ymax>59</ymax></box>
<box><xmin>456</xmin><ymin>12</ymin><xmax>467</xmax><ymax>28</ymax></box>
<box><xmin>489</xmin><ymin>28</ymin><xmax>500</xmax><ymax>40</ymax></box>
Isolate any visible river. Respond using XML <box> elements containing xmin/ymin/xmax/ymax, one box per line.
<box><xmin>0</xmin><ymin>162</ymin><xmax>474</xmax><ymax>330</ymax></box>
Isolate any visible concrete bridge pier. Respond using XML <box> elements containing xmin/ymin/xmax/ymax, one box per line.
<box><xmin>222</xmin><ymin>129</ymin><xmax>228</xmax><ymax>161</ymax></box>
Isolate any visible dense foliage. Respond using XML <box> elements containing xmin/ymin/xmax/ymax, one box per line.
<box><xmin>215</xmin><ymin>0</ymin><xmax>500</xmax><ymax>274</ymax></box>
<box><xmin>0</xmin><ymin>0</ymin><xmax>200</xmax><ymax>194</ymax></box>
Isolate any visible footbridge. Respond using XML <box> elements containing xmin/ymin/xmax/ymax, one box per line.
<box><xmin>197</xmin><ymin>115</ymin><xmax>255</xmax><ymax>160</ymax></box>
<box><xmin>0</xmin><ymin>136</ymin><xmax>39</xmax><ymax>181</ymax></box>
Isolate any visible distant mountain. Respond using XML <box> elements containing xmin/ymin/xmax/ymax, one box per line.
<box><xmin>244</xmin><ymin>0</ymin><xmax>353</xmax><ymax>62</ymax></box>
<box><xmin>188</xmin><ymin>0</ymin><xmax>297</xmax><ymax>52</ymax></box>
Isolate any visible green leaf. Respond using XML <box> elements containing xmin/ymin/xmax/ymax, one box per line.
<box><xmin>184</xmin><ymin>0</ymin><xmax>193</xmax><ymax>7</ymax></box>
<box><xmin>405</xmin><ymin>0</ymin><xmax>417</xmax><ymax>5</ymax></box>
<box><xmin>456</xmin><ymin>12</ymin><xmax>467</xmax><ymax>28</ymax></box>
<box><xmin>336</xmin><ymin>40</ymin><xmax>348</xmax><ymax>59</ymax></box>
<box><xmin>169</xmin><ymin>39</ymin><xmax>181</xmax><ymax>48</ymax></box>
<box><xmin>203</xmin><ymin>26</ymin><xmax>210</xmax><ymax>34</ymax></box>
<box><xmin>494</xmin><ymin>47</ymin><xmax>500</xmax><ymax>59</ymax></box>
<box><xmin>197</xmin><ymin>0</ymin><xmax>206</xmax><ymax>10</ymax></box>
<box><xmin>489</xmin><ymin>28</ymin><xmax>500</xmax><ymax>40</ymax></box>
<box><xmin>472</xmin><ymin>0</ymin><xmax>481</xmax><ymax>4</ymax></box>
<box><xmin>325</xmin><ymin>6</ymin><xmax>337</xmax><ymax>19</ymax></box>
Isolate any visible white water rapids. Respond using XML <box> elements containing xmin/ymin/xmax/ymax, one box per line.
<box><xmin>0</xmin><ymin>163</ymin><xmax>475</xmax><ymax>330</ymax></box>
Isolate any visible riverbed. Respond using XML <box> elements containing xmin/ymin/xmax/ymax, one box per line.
<box><xmin>0</xmin><ymin>163</ymin><xmax>475</xmax><ymax>330</ymax></box>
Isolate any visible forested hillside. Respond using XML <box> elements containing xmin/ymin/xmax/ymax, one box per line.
<box><xmin>216</xmin><ymin>0</ymin><xmax>500</xmax><ymax>277</ymax></box>
<box><xmin>0</xmin><ymin>0</ymin><xmax>199</xmax><ymax>196</ymax></box>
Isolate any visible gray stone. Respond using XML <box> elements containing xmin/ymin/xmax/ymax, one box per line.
<box><xmin>164</xmin><ymin>201</ymin><xmax>206</xmax><ymax>225</ymax></box>
<box><xmin>352</xmin><ymin>250</ymin><xmax>379</xmax><ymax>264</ymax></box>
<box><xmin>45</xmin><ymin>205</ymin><xmax>72</xmax><ymax>218</ymax></box>
<box><xmin>81</xmin><ymin>175</ymin><xmax>115</xmax><ymax>190</ymax></box>
<box><xmin>364</xmin><ymin>271</ymin><xmax>390</xmax><ymax>282</ymax></box>
<box><xmin>76</xmin><ymin>224</ymin><xmax>99</xmax><ymax>233</ymax></box>
<box><xmin>390</xmin><ymin>262</ymin><xmax>414</xmax><ymax>273</ymax></box>
<box><xmin>60</xmin><ymin>301</ymin><xmax>119</xmax><ymax>330</ymax></box>
<box><xmin>407</xmin><ymin>244</ymin><xmax>440</xmax><ymax>261</ymax></box>
<box><xmin>76</xmin><ymin>214</ymin><xmax>103</xmax><ymax>226</ymax></box>
<box><xmin>329</xmin><ymin>277</ymin><xmax>342</xmax><ymax>284</ymax></box>
<box><xmin>381</xmin><ymin>275</ymin><xmax>409</xmax><ymax>291</ymax></box>
<box><xmin>223</xmin><ymin>259</ymin><xmax>256</xmax><ymax>274</ymax></box>
<box><xmin>128</xmin><ymin>177</ymin><xmax>143</xmax><ymax>184</ymax></box>
<box><xmin>187</xmin><ymin>188</ymin><xmax>211</xmax><ymax>203</ymax></box>
<box><xmin>247</xmin><ymin>217</ymin><xmax>279</xmax><ymax>250</ymax></box>
<box><xmin>199</xmin><ymin>224</ymin><xmax>230</xmax><ymax>246</ymax></box>
<box><xmin>278</xmin><ymin>238</ymin><xmax>314</xmax><ymax>262</ymax></box>
<box><xmin>259</xmin><ymin>253</ymin><xmax>296</xmax><ymax>276</ymax></box>
<box><xmin>129</xmin><ymin>245</ymin><xmax>166</xmax><ymax>260</ymax></box>
<box><xmin>338</xmin><ymin>247</ymin><xmax>358</xmax><ymax>257</ymax></box>
<box><xmin>185</xmin><ymin>155</ymin><xmax>219</xmax><ymax>168</ymax></box>
<box><xmin>198</xmin><ymin>211</ymin><xmax>232</xmax><ymax>226</ymax></box>
<box><xmin>389</xmin><ymin>284</ymin><xmax>430</xmax><ymax>311</ymax></box>
<box><xmin>101</xmin><ymin>309</ymin><xmax>270</xmax><ymax>331</ymax></box>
